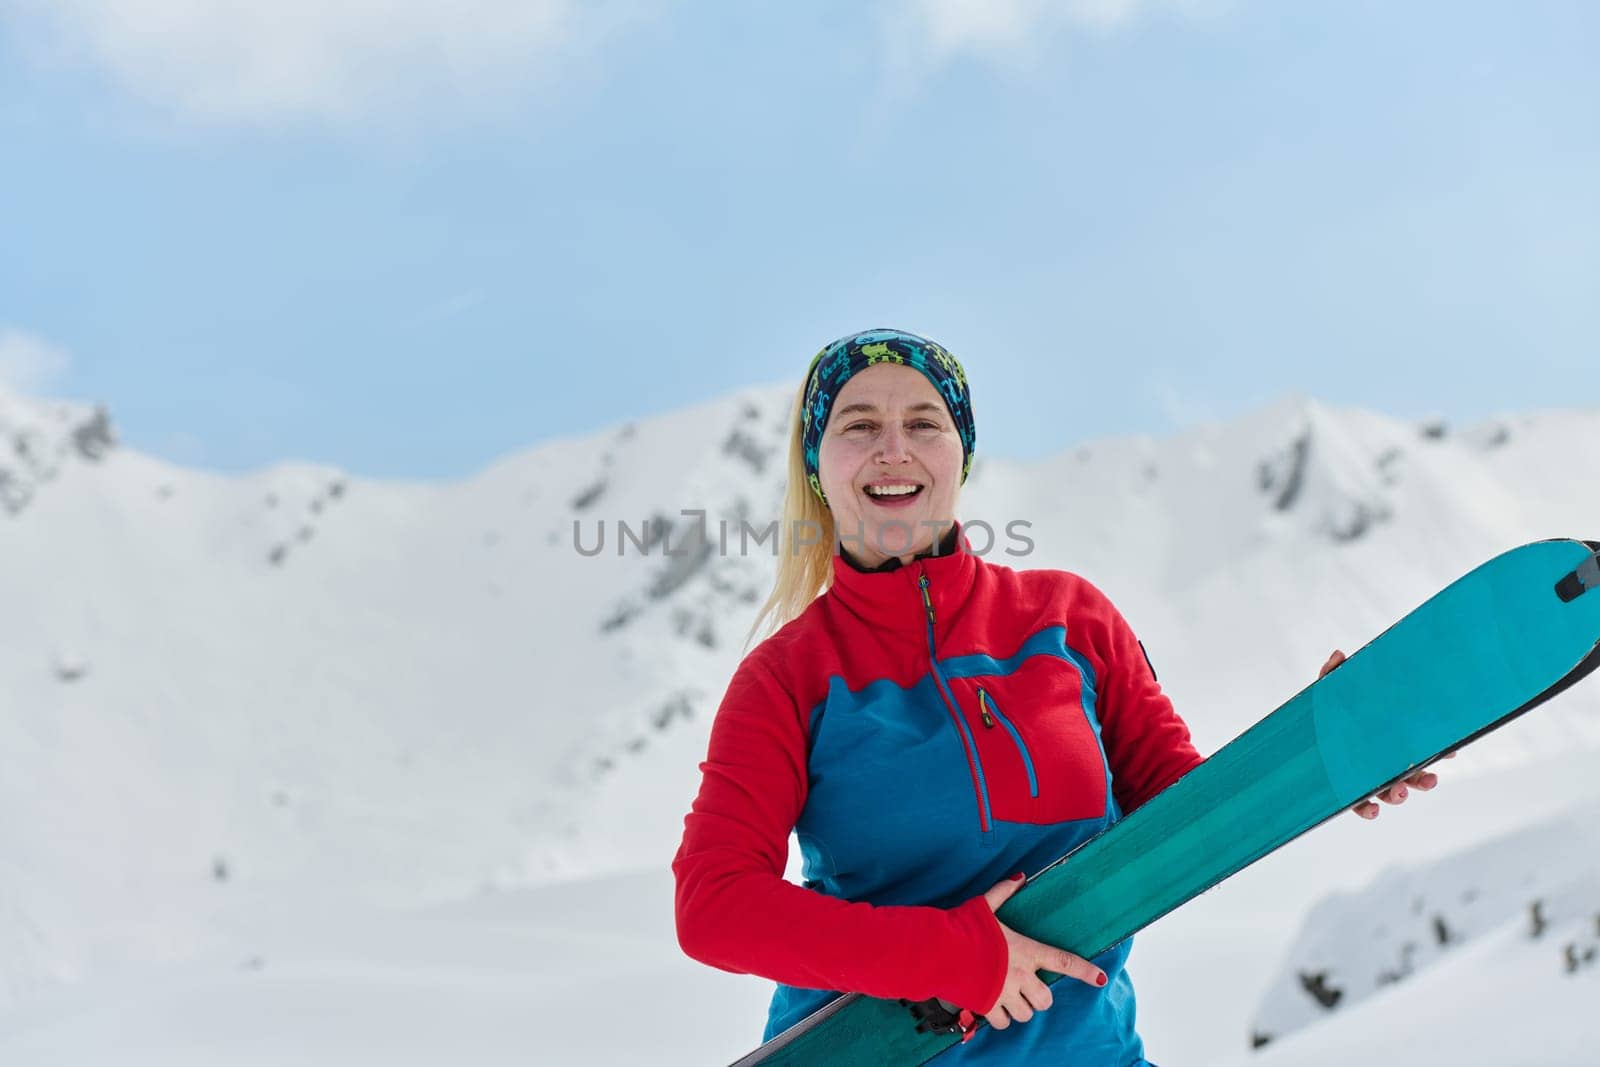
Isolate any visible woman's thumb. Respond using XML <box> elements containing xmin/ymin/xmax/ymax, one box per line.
<box><xmin>983</xmin><ymin>871</ymin><xmax>1027</xmax><ymax>911</ymax></box>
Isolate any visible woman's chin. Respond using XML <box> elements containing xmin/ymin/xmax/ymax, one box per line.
<box><xmin>860</xmin><ymin>515</ymin><xmax>933</xmax><ymax>558</ymax></box>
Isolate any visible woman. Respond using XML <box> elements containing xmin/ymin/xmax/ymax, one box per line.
<box><xmin>672</xmin><ymin>328</ymin><xmax>1438</xmax><ymax>1063</ymax></box>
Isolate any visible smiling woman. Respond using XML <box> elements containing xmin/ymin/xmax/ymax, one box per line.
<box><xmin>670</xmin><ymin>328</ymin><xmax>1207</xmax><ymax>1064</ymax></box>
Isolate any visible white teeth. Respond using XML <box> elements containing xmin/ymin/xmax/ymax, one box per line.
<box><xmin>865</xmin><ymin>485</ymin><xmax>921</xmax><ymax>497</ymax></box>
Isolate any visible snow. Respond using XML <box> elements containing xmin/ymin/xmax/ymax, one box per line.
<box><xmin>1246</xmin><ymin>799</ymin><xmax>1600</xmax><ymax>1048</ymax></box>
<box><xmin>1215</xmin><ymin>918</ymin><xmax>1600</xmax><ymax>1065</ymax></box>
<box><xmin>0</xmin><ymin>377</ymin><xmax>1597</xmax><ymax>1064</ymax></box>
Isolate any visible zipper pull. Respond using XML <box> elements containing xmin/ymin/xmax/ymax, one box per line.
<box><xmin>978</xmin><ymin>688</ymin><xmax>996</xmax><ymax>729</ymax></box>
<box><xmin>918</xmin><ymin>573</ymin><xmax>936</xmax><ymax>627</ymax></box>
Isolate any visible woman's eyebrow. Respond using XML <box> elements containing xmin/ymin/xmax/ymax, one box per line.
<box><xmin>833</xmin><ymin>401</ymin><xmax>945</xmax><ymax>417</ymax></box>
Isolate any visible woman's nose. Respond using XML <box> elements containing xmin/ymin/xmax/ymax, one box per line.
<box><xmin>876</xmin><ymin>423</ymin><xmax>911</xmax><ymax>463</ymax></box>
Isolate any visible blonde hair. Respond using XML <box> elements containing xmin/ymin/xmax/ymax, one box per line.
<box><xmin>743</xmin><ymin>378</ymin><xmax>837</xmax><ymax>652</ymax></box>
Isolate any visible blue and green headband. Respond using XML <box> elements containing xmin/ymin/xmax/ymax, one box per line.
<box><xmin>800</xmin><ymin>328</ymin><xmax>975</xmax><ymax>506</ymax></box>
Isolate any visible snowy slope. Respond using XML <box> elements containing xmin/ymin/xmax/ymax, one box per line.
<box><xmin>1218</xmin><ymin>896</ymin><xmax>1600</xmax><ymax>1066</ymax></box>
<box><xmin>1247</xmin><ymin>801</ymin><xmax>1600</xmax><ymax>1050</ymax></box>
<box><xmin>0</xmin><ymin>376</ymin><xmax>808</xmax><ymax>1008</ymax></box>
<box><xmin>1</xmin><ymin>374</ymin><xmax>1598</xmax><ymax>1062</ymax></box>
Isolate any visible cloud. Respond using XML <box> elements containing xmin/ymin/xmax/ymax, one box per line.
<box><xmin>0</xmin><ymin>328</ymin><xmax>72</xmax><ymax>394</ymax></box>
<box><xmin>879</xmin><ymin>0</ymin><xmax>1224</xmax><ymax>67</ymax></box>
<box><xmin>1</xmin><ymin>0</ymin><xmax>655</xmax><ymax>125</ymax></box>
<box><xmin>899</xmin><ymin>0</ymin><xmax>1138</xmax><ymax>58</ymax></box>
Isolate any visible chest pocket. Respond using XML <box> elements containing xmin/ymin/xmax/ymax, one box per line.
<box><xmin>944</xmin><ymin>641</ymin><xmax>1112</xmax><ymax>826</ymax></box>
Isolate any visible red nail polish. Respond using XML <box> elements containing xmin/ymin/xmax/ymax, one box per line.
<box><xmin>1096</xmin><ymin>972</ymin><xmax>1107</xmax><ymax>987</ymax></box>
<box><xmin>1011</xmin><ymin>871</ymin><xmax>1025</xmax><ymax>882</ymax></box>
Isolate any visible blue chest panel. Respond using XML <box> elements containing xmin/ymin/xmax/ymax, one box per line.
<box><xmin>774</xmin><ymin>626</ymin><xmax>1130</xmax><ymax>1042</ymax></box>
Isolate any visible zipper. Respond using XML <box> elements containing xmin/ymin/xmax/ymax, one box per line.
<box><xmin>978</xmin><ymin>687</ymin><xmax>1039</xmax><ymax>799</ymax></box>
<box><xmin>919</xmin><ymin>570</ymin><xmax>993</xmax><ymax>835</ymax></box>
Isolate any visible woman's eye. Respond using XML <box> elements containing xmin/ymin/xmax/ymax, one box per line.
<box><xmin>840</xmin><ymin>419</ymin><xmax>939</xmax><ymax>433</ymax></box>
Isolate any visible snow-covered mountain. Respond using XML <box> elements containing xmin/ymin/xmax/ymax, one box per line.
<box><xmin>1250</xmin><ymin>802</ymin><xmax>1600</xmax><ymax>1050</ymax></box>
<box><xmin>1</xmin><ymin>374</ymin><xmax>1597</xmax><ymax>1063</ymax></box>
<box><xmin>0</xmin><ymin>386</ymin><xmax>114</xmax><ymax>516</ymax></box>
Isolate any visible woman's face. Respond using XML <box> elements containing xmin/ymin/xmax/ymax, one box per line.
<box><xmin>817</xmin><ymin>363</ymin><xmax>964</xmax><ymax>568</ymax></box>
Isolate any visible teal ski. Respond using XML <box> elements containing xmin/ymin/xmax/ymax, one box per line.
<box><xmin>733</xmin><ymin>538</ymin><xmax>1600</xmax><ymax>1066</ymax></box>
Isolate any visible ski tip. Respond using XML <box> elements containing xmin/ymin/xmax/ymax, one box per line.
<box><xmin>1556</xmin><ymin>549</ymin><xmax>1600</xmax><ymax>604</ymax></box>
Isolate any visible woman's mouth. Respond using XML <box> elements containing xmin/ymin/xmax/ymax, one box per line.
<box><xmin>862</xmin><ymin>483</ymin><xmax>924</xmax><ymax>508</ymax></box>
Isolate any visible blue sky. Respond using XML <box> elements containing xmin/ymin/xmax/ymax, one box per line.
<box><xmin>1</xmin><ymin>0</ymin><xmax>1595</xmax><ymax>479</ymax></box>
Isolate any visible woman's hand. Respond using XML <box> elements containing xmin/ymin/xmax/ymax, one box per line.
<box><xmin>976</xmin><ymin>873</ymin><xmax>1107</xmax><ymax>1030</ymax></box>
<box><xmin>1316</xmin><ymin>649</ymin><xmax>1456</xmax><ymax>820</ymax></box>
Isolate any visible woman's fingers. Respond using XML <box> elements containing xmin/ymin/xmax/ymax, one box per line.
<box><xmin>982</xmin><ymin>871</ymin><xmax>1027</xmax><ymax>912</ymax></box>
<box><xmin>1318</xmin><ymin>649</ymin><xmax>1347</xmax><ymax>680</ymax></box>
<box><xmin>1382</xmin><ymin>765</ymin><xmax>1447</xmax><ymax>798</ymax></box>
<box><xmin>1352</xmin><ymin>763</ymin><xmax>1450</xmax><ymax>819</ymax></box>
<box><xmin>1002</xmin><ymin>979</ymin><xmax>1056</xmax><ymax>1022</ymax></box>
<box><xmin>1043</xmin><ymin>945</ymin><xmax>1107</xmax><ymax>989</ymax></box>
<box><xmin>1351</xmin><ymin>781</ymin><xmax>1407</xmax><ymax>818</ymax></box>
<box><xmin>1340</xmin><ymin>712</ymin><xmax>1456</xmax><ymax>822</ymax></box>
<box><xmin>1023</xmin><ymin>981</ymin><xmax>1054</xmax><ymax>1013</ymax></box>
<box><xmin>984</xmin><ymin>924</ymin><xmax>1106</xmax><ymax>1030</ymax></box>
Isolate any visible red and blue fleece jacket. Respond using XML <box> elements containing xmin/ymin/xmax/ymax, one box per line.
<box><xmin>673</xmin><ymin>523</ymin><xmax>1205</xmax><ymax>1063</ymax></box>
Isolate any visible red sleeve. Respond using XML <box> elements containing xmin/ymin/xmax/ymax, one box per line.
<box><xmin>671</xmin><ymin>650</ymin><xmax>1010</xmax><ymax>1014</ymax></box>
<box><xmin>1075</xmin><ymin>580</ymin><xmax>1205</xmax><ymax>813</ymax></box>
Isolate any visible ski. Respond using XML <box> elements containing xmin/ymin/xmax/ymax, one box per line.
<box><xmin>731</xmin><ymin>538</ymin><xmax>1600</xmax><ymax>1065</ymax></box>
